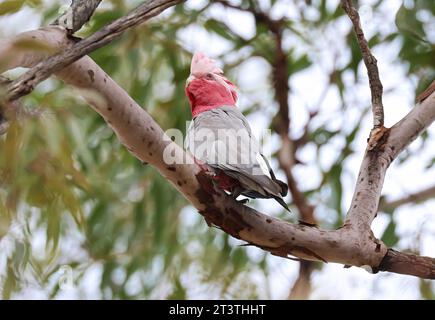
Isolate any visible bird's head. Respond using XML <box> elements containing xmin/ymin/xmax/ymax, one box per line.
<box><xmin>185</xmin><ymin>52</ymin><xmax>238</xmax><ymax>117</ymax></box>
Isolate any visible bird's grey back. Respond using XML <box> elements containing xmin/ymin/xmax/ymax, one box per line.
<box><xmin>186</xmin><ymin>106</ymin><xmax>283</xmax><ymax>198</ymax></box>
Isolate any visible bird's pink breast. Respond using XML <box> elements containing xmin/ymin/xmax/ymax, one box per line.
<box><xmin>186</xmin><ymin>79</ymin><xmax>237</xmax><ymax>117</ymax></box>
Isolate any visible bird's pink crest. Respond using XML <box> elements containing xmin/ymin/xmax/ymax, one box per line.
<box><xmin>190</xmin><ymin>51</ymin><xmax>223</xmax><ymax>77</ymax></box>
<box><xmin>186</xmin><ymin>52</ymin><xmax>239</xmax><ymax>117</ymax></box>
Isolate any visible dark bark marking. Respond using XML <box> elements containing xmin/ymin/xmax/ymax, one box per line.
<box><xmin>87</xmin><ymin>69</ymin><xmax>95</xmax><ymax>82</ymax></box>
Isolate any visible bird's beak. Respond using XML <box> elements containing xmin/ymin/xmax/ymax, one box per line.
<box><xmin>186</xmin><ymin>74</ymin><xmax>196</xmax><ymax>86</ymax></box>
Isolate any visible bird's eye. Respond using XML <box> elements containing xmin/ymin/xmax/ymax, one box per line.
<box><xmin>205</xmin><ymin>73</ymin><xmax>214</xmax><ymax>80</ymax></box>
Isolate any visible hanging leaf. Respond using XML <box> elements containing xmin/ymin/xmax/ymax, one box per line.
<box><xmin>381</xmin><ymin>219</ymin><xmax>399</xmax><ymax>247</ymax></box>
<box><xmin>0</xmin><ymin>1</ymin><xmax>24</xmax><ymax>16</ymax></box>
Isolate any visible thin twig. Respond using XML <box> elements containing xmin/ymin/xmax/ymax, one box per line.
<box><xmin>341</xmin><ymin>0</ymin><xmax>384</xmax><ymax>128</ymax></box>
<box><xmin>416</xmin><ymin>80</ymin><xmax>435</xmax><ymax>104</ymax></box>
<box><xmin>0</xmin><ymin>75</ymin><xmax>47</xmax><ymax>135</ymax></box>
<box><xmin>288</xmin><ymin>261</ymin><xmax>315</xmax><ymax>299</ymax></box>
<box><xmin>6</xmin><ymin>0</ymin><xmax>184</xmax><ymax>101</ymax></box>
<box><xmin>0</xmin><ymin>75</ymin><xmax>12</xmax><ymax>134</ymax></box>
<box><xmin>52</xmin><ymin>0</ymin><xmax>103</xmax><ymax>34</ymax></box>
<box><xmin>380</xmin><ymin>185</ymin><xmax>435</xmax><ymax>211</ymax></box>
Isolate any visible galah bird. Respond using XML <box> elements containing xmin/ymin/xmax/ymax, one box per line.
<box><xmin>185</xmin><ymin>52</ymin><xmax>289</xmax><ymax>211</ymax></box>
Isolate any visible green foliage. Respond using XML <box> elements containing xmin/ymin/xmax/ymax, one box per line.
<box><xmin>381</xmin><ymin>218</ymin><xmax>399</xmax><ymax>247</ymax></box>
<box><xmin>0</xmin><ymin>1</ymin><xmax>24</xmax><ymax>16</ymax></box>
<box><xmin>420</xmin><ymin>280</ymin><xmax>435</xmax><ymax>300</ymax></box>
<box><xmin>395</xmin><ymin>1</ymin><xmax>435</xmax><ymax>96</ymax></box>
<box><xmin>0</xmin><ymin>0</ymin><xmax>42</xmax><ymax>16</ymax></box>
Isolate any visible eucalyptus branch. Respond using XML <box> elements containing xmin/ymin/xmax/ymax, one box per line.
<box><xmin>52</xmin><ymin>0</ymin><xmax>103</xmax><ymax>34</ymax></box>
<box><xmin>6</xmin><ymin>0</ymin><xmax>184</xmax><ymax>101</ymax></box>
<box><xmin>341</xmin><ymin>0</ymin><xmax>384</xmax><ymax>128</ymax></box>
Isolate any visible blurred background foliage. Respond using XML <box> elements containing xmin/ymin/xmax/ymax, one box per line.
<box><xmin>0</xmin><ymin>0</ymin><xmax>434</xmax><ymax>299</ymax></box>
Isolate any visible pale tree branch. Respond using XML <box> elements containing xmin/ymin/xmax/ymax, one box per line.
<box><xmin>380</xmin><ymin>185</ymin><xmax>435</xmax><ymax>212</ymax></box>
<box><xmin>1</xmin><ymin>18</ymin><xmax>435</xmax><ymax>279</ymax></box>
<box><xmin>344</xmin><ymin>126</ymin><xmax>390</xmax><ymax>229</ymax></box>
<box><xmin>343</xmin><ymin>77</ymin><xmax>435</xmax><ymax>232</ymax></box>
<box><xmin>53</xmin><ymin>0</ymin><xmax>103</xmax><ymax>34</ymax></box>
<box><xmin>340</xmin><ymin>1</ymin><xmax>435</xmax><ymax>280</ymax></box>
<box><xmin>341</xmin><ymin>0</ymin><xmax>384</xmax><ymax>128</ymax></box>
<box><xmin>5</xmin><ymin>0</ymin><xmax>184</xmax><ymax>101</ymax></box>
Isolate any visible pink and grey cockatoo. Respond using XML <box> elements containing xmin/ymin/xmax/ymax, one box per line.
<box><xmin>185</xmin><ymin>52</ymin><xmax>289</xmax><ymax>211</ymax></box>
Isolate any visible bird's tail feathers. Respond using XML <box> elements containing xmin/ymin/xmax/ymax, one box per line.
<box><xmin>274</xmin><ymin>196</ymin><xmax>291</xmax><ymax>213</ymax></box>
<box><xmin>274</xmin><ymin>178</ymin><xmax>288</xmax><ymax>197</ymax></box>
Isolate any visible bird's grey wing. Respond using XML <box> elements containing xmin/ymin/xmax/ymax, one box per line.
<box><xmin>185</xmin><ymin>119</ymin><xmax>194</xmax><ymax>153</ymax></box>
<box><xmin>187</xmin><ymin>106</ymin><xmax>284</xmax><ymax>198</ymax></box>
